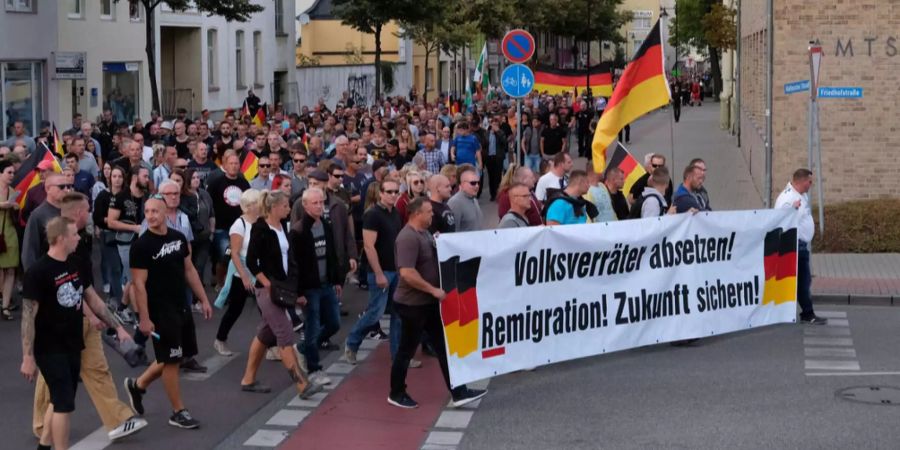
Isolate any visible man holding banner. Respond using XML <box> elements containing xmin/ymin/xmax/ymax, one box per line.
<box><xmin>389</xmin><ymin>197</ymin><xmax>486</xmax><ymax>409</ymax></box>
<box><xmin>775</xmin><ymin>169</ymin><xmax>828</xmax><ymax>325</ymax></box>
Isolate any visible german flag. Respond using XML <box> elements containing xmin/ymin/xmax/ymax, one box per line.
<box><xmin>252</xmin><ymin>103</ymin><xmax>267</xmax><ymax>127</ymax></box>
<box><xmin>607</xmin><ymin>143</ymin><xmax>646</xmax><ymax>196</ymax></box>
<box><xmin>51</xmin><ymin>122</ymin><xmax>64</xmax><ymax>157</ymax></box>
<box><xmin>591</xmin><ymin>19</ymin><xmax>671</xmax><ymax>173</ymax></box>
<box><xmin>762</xmin><ymin>227</ymin><xmax>798</xmax><ymax>305</ymax></box>
<box><xmin>533</xmin><ymin>63</ymin><xmax>613</xmax><ymax>97</ymax></box>
<box><xmin>12</xmin><ymin>144</ymin><xmax>62</xmax><ymax>209</ymax></box>
<box><xmin>240</xmin><ymin>100</ymin><xmax>251</xmax><ymax>119</ymax></box>
<box><xmin>240</xmin><ymin>150</ymin><xmax>259</xmax><ymax>182</ymax></box>
<box><xmin>440</xmin><ymin>256</ymin><xmax>482</xmax><ymax>359</ymax></box>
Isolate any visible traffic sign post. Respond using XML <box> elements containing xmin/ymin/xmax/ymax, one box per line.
<box><xmin>501</xmin><ymin>29</ymin><xmax>535</xmax><ymax>166</ymax></box>
<box><xmin>808</xmin><ymin>40</ymin><xmax>825</xmax><ymax>235</ymax></box>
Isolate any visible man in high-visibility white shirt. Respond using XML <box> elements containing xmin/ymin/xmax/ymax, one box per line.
<box><xmin>774</xmin><ymin>168</ymin><xmax>828</xmax><ymax>325</ymax></box>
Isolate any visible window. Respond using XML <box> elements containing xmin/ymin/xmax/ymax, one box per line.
<box><xmin>236</xmin><ymin>31</ymin><xmax>245</xmax><ymax>88</ymax></box>
<box><xmin>129</xmin><ymin>0</ymin><xmax>141</xmax><ymax>21</ymax></box>
<box><xmin>5</xmin><ymin>0</ymin><xmax>35</xmax><ymax>13</ymax></box>
<box><xmin>100</xmin><ymin>0</ymin><xmax>114</xmax><ymax>19</ymax></box>
<box><xmin>274</xmin><ymin>0</ymin><xmax>285</xmax><ymax>35</ymax></box>
<box><xmin>207</xmin><ymin>29</ymin><xmax>218</xmax><ymax>88</ymax></box>
<box><xmin>253</xmin><ymin>31</ymin><xmax>262</xmax><ymax>86</ymax></box>
<box><xmin>0</xmin><ymin>62</ymin><xmax>45</xmax><ymax>140</ymax></box>
<box><xmin>425</xmin><ymin>68</ymin><xmax>434</xmax><ymax>91</ymax></box>
<box><xmin>632</xmin><ymin>11</ymin><xmax>652</xmax><ymax>30</ymax></box>
<box><xmin>103</xmin><ymin>62</ymin><xmax>140</xmax><ymax>123</ymax></box>
<box><xmin>68</xmin><ymin>0</ymin><xmax>83</xmax><ymax>18</ymax></box>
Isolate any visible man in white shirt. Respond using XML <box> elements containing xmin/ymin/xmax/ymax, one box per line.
<box><xmin>534</xmin><ymin>152</ymin><xmax>573</xmax><ymax>202</ymax></box>
<box><xmin>774</xmin><ymin>168</ymin><xmax>827</xmax><ymax>325</ymax></box>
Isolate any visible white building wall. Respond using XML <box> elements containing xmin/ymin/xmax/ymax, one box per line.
<box><xmin>0</xmin><ymin>1</ymin><xmax>58</xmax><ymax>136</ymax></box>
<box><xmin>157</xmin><ymin>0</ymin><xmax>290</xmax><ymax>116</ymax></box>
<box><xmin>57</xmin><ymin>0</ymin><xmax>151</xmax><ymax>126</ymax></box>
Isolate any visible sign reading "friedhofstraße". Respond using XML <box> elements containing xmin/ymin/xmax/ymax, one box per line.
<box><xmin>436</xmin><ymin>209</ymin><xmax>801</xmax><ymax>387</ymax></box>
<box><xmin>818</xmin><ymin>87</ymin><xmax>863</xmax><ymax>98</ymax></box>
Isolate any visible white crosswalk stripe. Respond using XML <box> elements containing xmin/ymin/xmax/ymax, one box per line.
<box><xmin>804</xmin><ymin>309</ymin><xmax>860</xmax><ymax>375</ymax></box>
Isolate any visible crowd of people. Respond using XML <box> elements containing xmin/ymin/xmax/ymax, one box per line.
<box><xmin>4</xmin><ymin>83</ymin><xmax>826</xmax><ymax>449</ymax></box>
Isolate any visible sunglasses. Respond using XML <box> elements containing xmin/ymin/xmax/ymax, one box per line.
<box><xmin>259</xmin><ymin>164</ymin><xmax>271</xmax><ymax>168</ymax></box>
<box><xmin>465</xmin><ymin>181</ymin><xmax>480</xmax><ymax>186</ymax></box>
<box><xmin>52</xmin><ymin>184</ymin><xmax>75</xmax><ymax>190</ymax></box>
<box><xmin>293</xmin><ymin>159</ymin><xmax>306</xmax><ymax>164</ymax></box>
<box><xmin>382</xmin><ymin>189</ymin><xmax>400</xmax><ymax>195</ymax></box>
<box><xmin>331</xmin><ymin>173</ymin><xmax>345</xmax><ymax>178</ymax></box>
<box><xmin>411</xmin><ymin>180</ymin><xmax>423</xmax><ymax>185</ymax></box>
<box><xmin>651</xmin><ymin>164</ymin><xmax>663</xmax><ymax>169</ymax></box>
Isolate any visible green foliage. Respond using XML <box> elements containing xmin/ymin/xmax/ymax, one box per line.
<box><xmin>812</xmin><ymin>200</ymin><xmax>900</xmax><ymax>253</ymax></box>
<box><xmin>702</xmin><ymin>4</ymin><xmax>736</xmax><ymax>51</ymax></box>
<box><xmin>298</xmin><ymin>54</ymin><xmax>321</xmax><ymax>67</ymax></box>
<box><xmin>129</xmin><ymin>0</ymin><xmax>263</xmax><ymax>21</ymax></box>
<box><xmin>343</xmin><ymin>43</ymin><xmax>365</xmax><ymax>65</ymax></box>
<box><xmin>457</xmin><ymin>0</ymin><xmax>627</xmax><ymax>42</ymax></box>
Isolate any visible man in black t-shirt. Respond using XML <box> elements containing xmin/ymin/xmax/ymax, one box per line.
<box><xmin>540</xmin><ymin>113</ymin><xmax>567</xmax><ymax>159</ymax></box>
<box><xmin>206</xmin><ymin>150</ymin><xmax>250</xmax><ymax>288</ymax></box>
<box><xmin>124</xmin><ymin>198</ymin><xmax>213</xmax><ymax>430</ymax></box>
<box><xmin>344</xmin><ymin>179</ymin><xmax>403</xmax><ymax>364</ymax></box>
<box><xmin>628</xmin><ymin>154</ymin><xmax>674</xmax><ymax>206</ymax></box>
<box><xmin>427</xmin><ymin>174</ymin><xmax>456</xmax><ymax>234</ymax></box>
<box><xmin>21</xmin><ymin>217</ymin><xmax>130</xmax><ymax>449</ymax></box>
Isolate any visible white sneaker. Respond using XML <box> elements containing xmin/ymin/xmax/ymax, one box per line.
<box><xmin>309</xmin><ymin>371</ymin><xmax>332</xmax><ymax>386</ymax></box>
<box><xmin>213</xmin><ymin>339</ymin><xmax>233</xmax><ymax>356</ymax></box>
<box><xmin>265</xmin><ymin>347</ymin><xmax>282</xmax><ymax>361</ymax></box>
<box><xmin>108</xmin><ymin>416</ymin><xmax>147</xmax><ymax>441</ymax></box>
<box><xmin>103</xmin><ymin>284</ymin><xmax>110</xmax><ymax>294</ymax></box>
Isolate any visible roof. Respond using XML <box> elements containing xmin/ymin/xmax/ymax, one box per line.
<box><xmin>302</xmin><ymin>0</ymin><xmax>334</xmax><ymax>20</ymax></box>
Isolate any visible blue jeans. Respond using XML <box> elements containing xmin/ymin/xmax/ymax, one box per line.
<box><xmin>212</xmin><ymin>229</ymin><xmax>230</xmax><ymax>263</ymax></box>
<box><xmin>798</xmin><ymin>241</ymin><xmax>814</xmax><ymax>318</ymax></box>
<box><xmin>117</xmin><ymin>244</ymin><xmax>132</xmax><ymax>283</ymax></box>
<box><xmin>301</xmin><ymin>286</ymin><xmax>341</xmax><ymax>372</ymax></box>
<box><xmin>525</xmin><ymin>154</ymin><xmax>541</xmax><ymax>173</ymax></box>
<box><xmin>100</xmin><ymin>239</ymin><xmax>123</xmax><ymax>306</ymax></box>
<box><xmin>346</xmin><ymin>271</ymin><xmax>401</xmax><ymax>358</ymax></box>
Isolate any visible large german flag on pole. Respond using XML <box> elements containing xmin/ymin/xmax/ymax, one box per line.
<box><xmin>591</xmin><ymin>19</ymin><xmax>671</xmax><ymax>173</ymax></box>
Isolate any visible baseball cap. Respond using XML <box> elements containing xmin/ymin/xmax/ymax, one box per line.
<box><xmin>309</xmin><ymin>169</ymin><xmax>329</xmax><ymax>182</ymax></box>
<box><xmin>160</xmin><ymin>121</ymin><xmax>173</xmax><ymax>131</ymax></box>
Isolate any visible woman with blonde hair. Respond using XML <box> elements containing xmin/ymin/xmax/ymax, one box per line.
<box><xmin>395</xmin><ymin>170</ymin><xmax>426</xmax><ymax>224</ymax></box>
<box><xmin>213</xmin><ymin>189</ymin><xmax>261</xmax><ymax>356</ymax></box>
<box><xmin>240</xmin><ymin>190</ymin><xmax>321</xmax><ymax>397</ymax></box>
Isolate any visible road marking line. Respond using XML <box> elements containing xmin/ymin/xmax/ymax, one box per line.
<box><xmin>70</xmin><ymin>426</ymin><xmax>109</xmax><ymax>450</ymax></box>
<box><xmin>242</xmin><ymin>429</ymin><xmax>289</xmax><ymax>447</ymax></box>
<box><xmin>265</xmin><ymin>409</ymin><xmax>310</xmax><ymax>427</ymax></box>
<box><xmin>425</xmin><ymin>431</ymin><xmax>464</xmax><ymax>446</ymax></box>
<box><xmin>805</xmin><ymin>360</ymin><xmax>861</xmax><ymax>371</ymax></box>
<box><xmin>803</xmin><ymin>337</ymin><xmax>854</xmax><ymax>346</ymax></box>
<box><xmin>816</xmin><ymin>311</ymin><xmax>848</xmax><ymax>318</ymax></box>
<box><xmin>804</xmin><ymin>347</ymin><xmax>857</xmax><ymax>358</ymax></box>
<box><xmin>806</xmin><ymin>371</ymin><xmax>900</xmax><ymax>377</ymax></box>
<box><xmin>183</xmin><ymin>353</ymin><xmax>240</xmax><ymax>381</ymax></box>
<box><xmin>825</xmin><ymin>319</ymin><xmax>850</xmax><ymax>327</ymax></box>
<box><xmin>287</xmin><ymin>391</ymin><xmax>328</xmax><ymax>407</ymax></box>
<box><xmin>326</xmin><ymin>362</ymin><xmax>355</xmax><ymax>374</ymax></box>
<box><xmin>804</xmin><ymin>326</ymin><xmax>851</xmax><ymax>336</ymax></box>
<box><xmin>435</xmin><ymin>410</ymin><xmax>474</xmax><ymax>429</ymax></box>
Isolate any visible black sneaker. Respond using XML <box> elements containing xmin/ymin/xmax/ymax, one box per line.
<box><xmin>800</xmin><ymin>315</ymin><xmax>828</xmax><ymax>325</ymax></box>
<box><xmin>451</xmin><ymin>387</ymin><xmax>487</xmax><ymax>408</ymax></box>
<box><xmin>179</xmin><ymin>358</ymin><xmax>208</xmax><ymax>373</ymax></box>
<box><xmin>366</xmin><ymin>330</ymin><xmax>389</xmax><ymax>341</ymax></box>
<box><xmin>124</xmin><ymin>377</ymin><xmax>145</xmax><ymax>415</ymax></box>
<box><xmin>387</xmin><ymin>392</ymin><xmax>419</xmax><ymax>409</ymax></box>
<box><xmin>168</xmin><ymin>409</ymin><xmax>200</xmax><ymax>429</ymax></box>
<box><xmin>319</xmin><ymin>340</ymin><xmax>340</xmax><ymax>351</ymax></box>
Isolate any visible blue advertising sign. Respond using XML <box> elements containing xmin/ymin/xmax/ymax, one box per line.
<box><xmin>817</xmin><ymin>87</ymin><xmax>863</xmax><ymax>98</ymax></box>
<box><xmin>501</xmin><ymin>64</ymin><xmax>535</xmax><ymax>98</ymax></box>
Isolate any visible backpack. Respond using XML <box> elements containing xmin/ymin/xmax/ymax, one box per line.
<box><xmin>628</xmin><ymin>194</ymin><xmax>665</xmax><ymax>219</ymax></box>
<box><xmin>541</xmin><ymin>192</ymin><xmax>599</xmax><ymax>222</ymax></box>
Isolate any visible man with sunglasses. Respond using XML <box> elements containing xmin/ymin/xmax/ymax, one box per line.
<box><xmin>289</xmin><ymin>149</ymin><xmax>309</xmax><ymax>198</ymax></box>
<box><xmin>22</xmin><ymin>174</ymin><xmax>74</xmax><ymax>271</ymax></box>
<box><xmin>448</xmin><ymin>165</ymin><xmax>484</xmax><ymax>232</ymax></box>
<box><xmin>344</xmin><ymin>179</ymin><xmax>403</xmax><ymax>364</ymax></box>
<box><xmin>628</xmin><ymin>153</ymin><xmax>673</xmax><ymax>206</ymax></box>
<box><xmin>250</xmin><ymin>155</ymin><xmax>273</xmax><ymax>190</ymax></box>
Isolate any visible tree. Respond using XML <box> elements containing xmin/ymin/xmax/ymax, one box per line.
<box><xmin>669</xmin><ymin>0</ymin><xmax>736</xmax><ymax>97</ymax></box>
<box><xmin>333</xmin><ymin>0</ymin><xmax>427</xmax><ymax>102</ymax></box>
<box><xmin>399</xmin><ymin>0</ymin><xmax>474</xmax><ymax>102</ymax></box>
<box><xmin>118</xmin><ymin>0</ymin><xmax>264</xmax><ymax>114</ymax></box>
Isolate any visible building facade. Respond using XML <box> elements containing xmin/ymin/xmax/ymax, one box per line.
<box><xmin>740</xmin><ymin>0</ymin><xmax>898</xmax><ymax>203</ymax></box>
<box><xmin>0</xmin><ymin>0</ymin><xmax>58</xmax><ymax>140</ymax></box>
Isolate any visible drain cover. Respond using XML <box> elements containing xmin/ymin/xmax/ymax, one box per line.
<box><xmin>837</xmin><ymin>386</ymin><xmax>900</xmax><ymax>405</ymax></box>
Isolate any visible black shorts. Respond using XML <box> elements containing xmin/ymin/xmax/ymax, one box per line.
<box><xmin>151</xmin><ymin>310</ymin><xmax>198</xmax><ymax>364</ymax></box>
<box><xmin>35</xmin><ymin>353</ymin><xmax>81</xmax><ymax>413</ymax></box>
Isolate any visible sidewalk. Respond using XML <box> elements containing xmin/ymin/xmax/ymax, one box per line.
<box><xmin>578</xmin><ymin>103</ymin><xmax>900</xmax><ymax>305</ymax></box>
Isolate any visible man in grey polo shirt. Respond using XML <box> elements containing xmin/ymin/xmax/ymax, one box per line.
<box><xmin>447</xmin><ymin>165</ymin><xmax>483</xmax><ymax>232</ymax></box>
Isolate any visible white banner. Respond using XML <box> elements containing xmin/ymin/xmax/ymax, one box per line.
<box><xmin>437</xmin><ymin>209</ymin><xmax>800</xmax><ymax>387</ymax></box>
